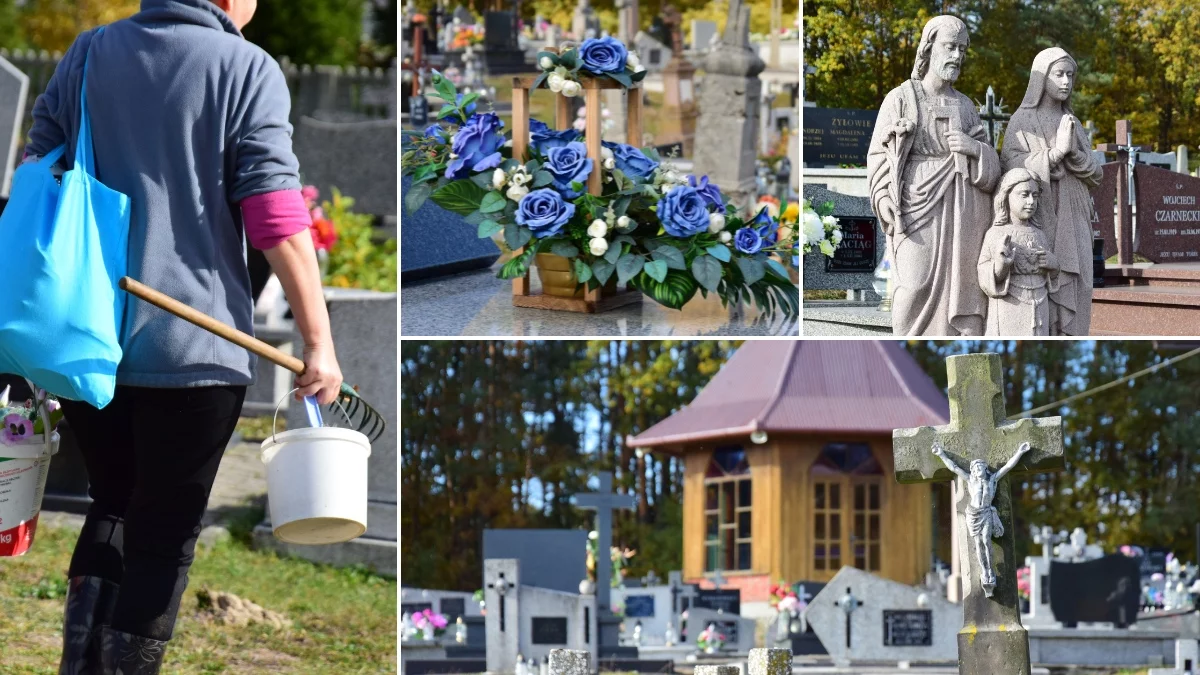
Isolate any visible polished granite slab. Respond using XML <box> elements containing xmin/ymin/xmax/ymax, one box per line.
<box><xmin>402</xmin><ymin>264</ymin><xmax>799</xmax><ymax>336</ymax></box>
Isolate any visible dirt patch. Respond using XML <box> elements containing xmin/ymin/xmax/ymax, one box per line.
<box><xmin>196</xmin><ymin>589</ymin><xmax>291</xmax><ymax>630</ymax></box>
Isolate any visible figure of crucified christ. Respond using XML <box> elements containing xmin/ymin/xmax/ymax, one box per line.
<box><xmin>932</xmin><ymin>441</ymin><xmax>1031</xmax><ymax>597</ymax></box>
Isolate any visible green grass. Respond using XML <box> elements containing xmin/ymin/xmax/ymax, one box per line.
<box><xmin>0</xmin><ymin>521</ymin><xmax>396</xmax><ymax>674</ymax></box>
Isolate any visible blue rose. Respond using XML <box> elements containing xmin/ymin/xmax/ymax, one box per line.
<box><xmin>445</xmin><ymin>112</ymin><xmax>506</xmax><ymax>179</ymax></box>
<box><xmin>580</xmin><ymin>36</ymin><xmax>628</xmax><ymax>74</ymax></box>
<box><xmin>544</xmin><ymin>142</ymin><xmax>593</xmax><ymax>199</ymax></box>
<box><xmin>516</xmin><ymin>188</ymin><xmax>576</xmax><ymax>238</ymax></box>
<box><xmin>734</xmin><ymin>227</ymin><xmax>764</xmax><ymax>255</ymax></box>
<box><xmin>529</xmin><ymin>117</ymin><xmax>552</xmax><ymax>136</ymax></box>
<box><xmin>688</xmin><ymin>175</ymin><xmax>725</xmax><ymax>212</ymax></box>
<box><xmin>657</xmin><ymin>186</ymin><xmax>710</xmax><ymax>238</ymax></box>
<box><xmin>424</xmin><ymin>124</ymin><xmax>449</xmax><ymax>143</ymax></box>
<box><xmin>752</xmin><ymin>207</ymin><xmax>778</xmax><ymax>245</ymax></box>
<box><xmin>531</xmin><ymin>126</ymin><xmax>582</xmax><ymax>155</ymax></box>
<box><xmin>602</xmin><ymin>141</ymin><xmax>658</xmax><ymax>180</ymax></box>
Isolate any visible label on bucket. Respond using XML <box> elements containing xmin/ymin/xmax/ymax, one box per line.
<box><xmin>0</xmin><ymin>454</ymin><xmax>51</xmax><ymax>557</ymax></box>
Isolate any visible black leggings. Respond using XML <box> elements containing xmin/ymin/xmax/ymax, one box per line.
<box><xmin>59</xmin><ymin>385</ymin><xmax>246</xmax><ymax>641</ymax></box>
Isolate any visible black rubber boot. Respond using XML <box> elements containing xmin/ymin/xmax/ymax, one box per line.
<box><xmin>100</xmin><ymin>627</ymin><xmax>168</xmax><ymax>675</ymax></box>
<box><xmin>58</xmin><ymin>576</ymin><xmax>120</xmax><ymax>675</ymax></box>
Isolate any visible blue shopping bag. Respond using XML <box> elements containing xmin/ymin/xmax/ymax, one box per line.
<box><xmin>0</xmin><ymin>27</ymin><xmax>130</xmax><ymax>408</ymax></box>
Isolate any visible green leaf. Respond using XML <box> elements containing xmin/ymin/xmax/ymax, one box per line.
<box><xmin>470</xmin><ymin>172</ymin><xmax>495</xmax><ymax>189</ymax></box>
<box><xmin>644</xmin><ymin>259</ymin><xmax>668</xmax><ymax>283</ymax></box>
<box><xmin>651</xmin><ymin>245</ymin><xmax>686</xmax><ymax>270</ymax></box>
<box><xmin>604</xmin><ymin>242</ymin><xmax>622</xmax><ymax>264</ymax></box>
<box><xmin>642</xmin><ymin>147</ymin><xmax>662</xmax><ymax>162</ymax></box>
<box><xmin>608</xmin><ymin>70</ymin><xmax>632</xmax><ymax>88</ymax></box>
<box><xmin>766</xmin><ymin>258</ymin><xmax>792</xmax><ymax>281</ymax></box>
<box><xmin>536</xmin><ymin>51</ymin><xmax>560</xmax><ymax>67</ymax></box>
<box><xmin>550</xmin><ymin>241</ymin><xmax>580</xmax><ymax>258</ymax></box>
<box><xmin>502</xmin><ymin>158</ymin><xmax>521</xmax><ymax>172</ymax></box>
<box><xmin>405</xmin><ymin>182</ymin><xmax>432</xmax><ymax>215</ymax></box>
<box><xmin>499</xmin><ymin>247</ymin><xmax>536</xmax><ymax>279</ymax></box>
<box><xmin>478</xmin><ymin>219</ymin><xmax>503</xmax><ymax>238</ymax></box>
<box><xmin>629</xmin><ymin>268</ymin><xmax>698</xmax><ymax>310</ymax></box>
<box><xmin>612</xmin><ymin>234</ymin><xmax>636</xmax><ymax>248</ymax></box>
<box><xmin>413</xmin><ymin>163</ymin><xmax>439</xmax><ymax>183</ymax></box>
<box><xmin>532</xmin><ymin>71</ymin><xmax>550</xmax><ymax>91</ymax></box>
<box><xmin>570</xmin><ymin>180</ymin><xmax>584</xmax><ymax>193</ymax></box>
<box><xmin>617</xmin><ymin>253</ymin><xmax>645</xmax><ymax>285</ymax></box>
<box><xmin>464</xmin><ymin>210</ymin><xmax>488</xmax><ymax>225</ymax></box>
<box><xmin>480</xmin><ymin>191</ymin><xmax>507</xmax><ymax>213</ymax></box>
<box><xmin>614</xmin><ymin>195</ymin><xmax>632</xmax><ymax>217</ymax></box>
<box><xmin>430</xmin><ymin>180</ymin><xmax>489</xmax><ymax>216</ymax></box>
<box><xmin>691</xmin><ymin>254</ymin><xmax>722</xmax><ymax>292</ymax></box>
<box><xmin>706</xmin><ymin>244</ymin><xmax>732</xmax><ymax>262</ymax></box>
<box><xmin>631</xmin><ymin>69</ymin><xmax>648</xmax><ymax>83</ymax></box>
<box><xmin>592</xmin><ymin>260</ymin><xmax>615</xmax><ymax>285</ymax></box>
<box><xmin>437</xmin><ymin>105</ymin><xmax>460</xmax><ymax>120</ymax></box>
<box><xmin>574</xmin><ymin>258</ymin><xmax>593</xmax><ymax>284</ymax></box>
<box><xmin>736</xmin><ymin>256</ymin><xmax>766</xmax><ymax>285</ymax></box>
<box><xmin>504</xmin><ymin>222</ymin><xmax>533</xmax><ymax>250</ymax></box>
<box><xmin>532</xmin><ymin>171</ymin><xmax>555</xmax><ymax>188</ymax></box>
<box><xmin>525</xmin><ymin>159</ymin><xmax>541</xmax><ymax>175</ymax></box>
<box><xmin>434</xmin><ymin>74</ymin><xmax>457</xmax><ymax>103</ymax></box>
<box><xmin>459</xmin><ymin>92</ymin><xmax>481</xmax><ymax>108</ymax></box>
<box><xmin>559</xmin><ymin>49</ymin><xmax>578</xmax><ymax>70</ymax></box>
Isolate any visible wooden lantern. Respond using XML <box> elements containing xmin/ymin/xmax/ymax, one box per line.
<box><xmin>509</xmin><ymin>70</ymin><xmax>646</xmax><ymax>313</ymax></box>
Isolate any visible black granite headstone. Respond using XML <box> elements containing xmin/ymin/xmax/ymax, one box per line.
<box><xmin>789</xmin><ymin>580</ymin><xmax>827</xmax><ymax>655</ymax></box>
<box><xmin>803</xmin><ymin>107</ymin><xmax>876</xmax><ymax>167</ymax></box>
<box><xmin>406</xmin><ymin>660</ymin><xmax>487</xmax><ymax>675</ymax></box>
<box><xmin>440</xmin><ymin>597</ymin><xmax>466</xmax><ymax>619</ymax></box>
<box><xmin>481</xmin><ymin>529</ymin><xmax>587</xmax><ymax>594</ymax></box>
<box><xmin>824</xmin><ymin>216</ymin><xmax>878</xmax><ymax>273</ymax></box>
<box><xmin>400</xmin><ymin>175</ymin><xmax>500</xmax><ymax>282</ymax></box>
<box><xmin>693</xmin><ymin>588</ymin><xmax>740</xmax><ymax>614</ymax></box>
<box><xmin>410</xmin><ymin>95</ymin><xmax>430</xmax><ymax>126</ymax></box>
<box><xmin>531</xmin><ymin>617</ymin><xmax>569</xmax><ymax>645</ymax></box>
<box><xmin>1050</xmin><ymin>554</ymin><xmax>1141</xmax><ymax>628</ymax></box>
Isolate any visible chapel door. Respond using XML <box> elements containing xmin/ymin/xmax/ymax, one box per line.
<box><xmin>809</xmin><ymin>443</ymin><xmax>884</xmax><ymax>582</ymax></box>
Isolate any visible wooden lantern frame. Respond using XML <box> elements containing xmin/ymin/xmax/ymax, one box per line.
<box><xmin>508</xmin><ymin>72</ymin><xmax>646</xmax><ymax>313</ymax></box>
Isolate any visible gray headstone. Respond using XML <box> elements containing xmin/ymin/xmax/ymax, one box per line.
<box><xmin>293</xmin><ymin>116</ymin><xmax>397</xmax><ymax>217</ymax></box>
<box><xmin>633</xmin><ymin>32</ymin><xmax>670</xmax><ymax>72</ymax></box>
<box><xmin>453</xmin><ymin>5</ymin><xmax>475</xmax><ymax>24</ymax></box>
<box><xmin>801</xmin><ymin>184</ymin><xmax>884</xmax><ymax>295</ymax></box>
<box><xmin>0</xmin><ymin>56</ymin><xmax>30</xmax><ymax>198</ymax></box>
<box><xmin>483</xmin><ymin>529</ymin><xmax>588</xmax><ymax>594</ymax></box>
<box><xmin>690</xmin><ymin>20</ymin><xmax>717</xmax><ymax>51</ymax></box>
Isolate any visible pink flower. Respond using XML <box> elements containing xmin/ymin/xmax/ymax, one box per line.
<box><xmin>302</xmin><ymin>185</ymin><xmax>320</xmax><ymax>206</ymax></box>
<box><xmin>45</xmin><ymin>399</ymin><xmax>61</xmax><ymax>414</ymax></box>
<box><xmin>2</xmin><ymin>414</ymin><xmax>34</xmax><ymax>444</ymax></box>
<box><xmin>431</xmin><ymin>613</ymin><xmax>448</xmax><ymax>629</ymax></box>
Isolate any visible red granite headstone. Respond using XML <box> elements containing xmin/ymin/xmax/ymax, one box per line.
<box><xmin>1133</xmin><ymin>165</ymin><xmax>1200</xmax><ymax>263</ymax></box>
<box><xmin>1089</xmin><ymin>162</ymin><xmax>1119</xmax><ymax>260</ymax></box>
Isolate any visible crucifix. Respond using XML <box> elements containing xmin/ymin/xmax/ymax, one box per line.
<box><xmin>488</xmin><ymin>571</ymin><xmax>516</xmax><ymax>632</ymax></box>
<box><xmin>577</xmin><ymin>472</ymin><xmax>636</xmax><ymax>618</ymax></box>
<box><xmin>976</xmin><ymin>85</ymin><xmax>1010</xmax><ymax>148</ymax></box>
<box><xmin>795</xmin><ymin>584</ymin><xmax>814</xmax><ymax>633</ymax></box>
<box><xmin>836</xmin><ymin>587</ymin><xmax>863</xmax><ymax>649</ymax></box>
<box><xmin>1096</xmin><ymin>119</ymin><xmax>1146</xmax><ymax>265</ymax></box>
<box><xmin>894</xmin><ymin>352</ymin><xmax>1065</xmax><ymax>675</ymax></box>
<box><xmin>932</xmin><ymin>98</ymin><xmax>968</xmax><ymax>175</ymax></box>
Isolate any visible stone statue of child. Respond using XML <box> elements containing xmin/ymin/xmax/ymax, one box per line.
<box><xmin>932</xmin><ymin>440</ymin><xmax>1032</xmax><ymax>596</ymax></box>
<box><xmin>978</xmin><ymin>168</ymin><xmax>1060</xmax><ymax>335</ymax></box>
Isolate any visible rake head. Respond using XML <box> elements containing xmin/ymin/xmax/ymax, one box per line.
<box><xmin>333</xmin><ymin>383</ymin><xmax>387</xmax><ymax>443</ymax></box>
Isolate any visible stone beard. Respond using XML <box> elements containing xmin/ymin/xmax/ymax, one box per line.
<box><xmin>867</xmin><ymin>15</ymin><xmax>1000</xmax><ymax>336</ymax></box>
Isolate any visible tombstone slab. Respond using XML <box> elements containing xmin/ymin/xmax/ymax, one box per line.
<box><xmin>1050</xmin><ymin>554</ymin><xmax>1141</xmax><ymax>628</ymax></box>
<box><xmin>806</xmin><ymin>567</ymin><xmax>962</xmax><ymax>664</ymax></box>
<box><xmin>802</xmin><ymin>185</ymin><xmax>884</xmax><ymax>298</ymax></box>
<box><xmin>293</xmin><ymin>116</ymin><xmax>397</xmax><ymax>218</ymax></box>
<box><xmin>0</xmin><ymin>56</ymin><xmax>29</xmax><ymax>199</ymax></box>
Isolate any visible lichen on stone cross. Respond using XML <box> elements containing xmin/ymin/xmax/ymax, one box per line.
<box><xmin>892</xmin><ymin>353</ymin><xmax>1064</xmax><ymax>675</ymax></box>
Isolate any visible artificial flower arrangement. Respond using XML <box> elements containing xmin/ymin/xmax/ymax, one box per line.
<box><xmin>586</xmin><ymin>529</ymin><xmax>637</xmax><ymax>587</ymax></box>
<box><xmin>451</xmin><ymin>25</ymin><xmax>485</xmax><ymax>50</ymax></box>
<box><xmin>302</xmin><ymin>185</ymin><xmax>398</xmax><ymax>293</ymax></box>
<box><xmin>1016</xmin><ymin>566</ymin><xmax>1030</xmax><ymax>602</ymax></box>
<box><xmin>695</xmin><ymin>623</ymin><xmax>726</xmax><ymax>652</ymax></box>
<box><xmin>412</xmin><ymin>608</ymin><xmax>450</xmax><ymax>638</ymax></box>
<box><xmin>768</xmin><ymin>581</ymin><xmax>801</xmax><ymax>612</ymax></box>
<box><xmin>801</xmin><ymin>199</ymin><xmax>843</xmax><ymax>258</ymax></box>
<box><xmin>401</xmin><ymin>36</ymin><xmax>799</xmax><ymax>319</ymax></box>
<box><xmin>0</xmin><ymin>385</ymin><xmax>63</xmax><ymax>446</ymax></box>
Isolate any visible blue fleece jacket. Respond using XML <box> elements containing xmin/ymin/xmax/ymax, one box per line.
<box><xmin>26</xmin><ymin>0</ymin><xmax>302</xmax><ymax>388</ymax></box>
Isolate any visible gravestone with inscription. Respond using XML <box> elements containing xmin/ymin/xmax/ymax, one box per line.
<box><xmin>805</xmin><ymin>567</ymin><xmax>961</xmax><ymax>664</ymax></box>
<box><xmin>484</xmin><ymin>558</ymin><xmax>598</xmax><ymax>673</ymax></box>
<box><xmin>802</xmin><ymin>184</ymin><xmax>885</xmax><ymax>299</ymax></box>
<box><xmin>694</xmin><ymin>588</ymin><xmax>740</xmax><ymax>615</ymax></box>
<box><xmin>803</xmin><ymin>107</ymin><xmax>875</xmax><ymax>167</ymax></box>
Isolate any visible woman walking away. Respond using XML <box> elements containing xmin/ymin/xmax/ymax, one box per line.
<box><xmin>24</xmin><ymin>1</ymin><xmax>343</xmax><ymax>672</ymax></box>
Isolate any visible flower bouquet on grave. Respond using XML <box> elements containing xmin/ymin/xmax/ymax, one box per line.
<box><xmin>695</xmin><ymin>623</ymin><xmax>725</xmax><ymax>654</ymax></box>
<box><xmin>401</xmin><ymin>36</ymin><xmax>799</xmax><ymax>319</ymax></box>
<box><xmin>412</xmin><ymin>608</ymin><xmax>450</xmax><ymax>640</ymax></box>
<box><xmin>801</xmin><ymin>199</ymin><xmax>842</xmax><ymax>259</ymax></box>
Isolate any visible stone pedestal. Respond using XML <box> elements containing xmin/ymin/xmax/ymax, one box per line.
<box><xmin>660</xmin><ymin>57</ymin><xmax>698</xmax><ymax>156</ymax></box>
<box><xmin>252</xmin><ymin>289</ymin><xmax>397</xmax><ymax>577</ymax></box>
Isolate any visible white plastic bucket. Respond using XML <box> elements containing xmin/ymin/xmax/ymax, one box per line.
<box><xmin>260</xmin><ymin>426</ymin><xmax>372</xmax><ymax>545</ymax></box>
<box><xmin>0</xmin><ymin>432</ymin><xmax>60</xmax><ymax>557</ymax></box>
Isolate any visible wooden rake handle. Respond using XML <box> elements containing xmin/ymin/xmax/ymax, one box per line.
<box><xmin>119</xmin><ymin>277</ymin><xmax>306</xmax><ymax>375</ymax></box>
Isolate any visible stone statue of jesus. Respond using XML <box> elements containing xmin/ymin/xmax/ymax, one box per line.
<box><xmin>867</xmin><ymin>15</ymin><xmax>1001</xmax><ymax>336</ymax></box>
<box><xmin>932</xmin><ymin>441</ymin><xmax>1031</xmax><ymax>596</ymax></box>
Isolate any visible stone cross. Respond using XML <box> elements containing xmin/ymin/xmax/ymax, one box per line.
<box><xmin>893</xmin><ymin>352</ymin><xmax>1065</xmax><ymax>675</ymax></box>
<box><xmin>668</xmin><ymin>570</ymin><xmax>698</xmax><ymax>615</ymax></box>
<box><xmin>662</xmin><ymin>5</ymin><xmax>684</xmax><ymax>56</ymax></box>
<box><xmin>835</xmin><ymin>587</ymin><xmax>862</xmax><ymax>649</ymax></box>
<box><xmin>642</xmin><ymin>570</ymin><xmax>661</xmax><ymax>586</ymax></box>
<box><xmin>0</xmin><ymin>56</ymin><xmax>30</xmax><ymax>198</ymax></box>
<box><xmin>932</xmin><ymin>98</ymin><xmax>967</xmax><ymax>175</ymax></box>
<box><xmin>488</xmin><ymin>570</ymin><xmax>517</xmax><ymax>632</ymax></box>
<box><xmin>1032</xmin><ymin>525</ymin><xmax>1066</xmax><ymax>561</ymax></box>
<box><xmin>711</xmin><ymin>565</ymin><xmax>727</xmax><ymax>589</ymax></box>
<box><xmin>577</xmin><ymin>472</ymin><xmax>636</xmax><ymax>617</ymax></box>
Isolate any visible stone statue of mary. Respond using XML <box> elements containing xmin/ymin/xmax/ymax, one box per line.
<box><xmin>1001</xmin><ymin>48</ymin><xmax>1104</xmax><ymax>335</ymax></box>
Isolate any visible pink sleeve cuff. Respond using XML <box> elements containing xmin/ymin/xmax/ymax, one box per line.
<box><xmin>241</xmin><ymin>189</ymin><xmax>312</xmax><ymax>250</ymax></box>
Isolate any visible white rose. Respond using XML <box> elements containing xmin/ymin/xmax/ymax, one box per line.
<box><xmin>719</xmin><ymin>231</ymin><xmax>732</xmax><ymax>243</ymax></box>
<box><xmin>506</xmin><ymin>184</ymin><xmax>529</xmax><ymax>202</ymax></box>
<box><xmin>819</xmin><ymin>239</ymin><xmax>836</xmax><ymax>257</ymax></box>
<box><xmin>588</xmin><ymin>219</ymin><xmax>609</xmax><ymax>238</ymax></box>
<box><xmin>589</xmin><ymin>237</ymin><xmax>609</xmax><ymax>256</ymax></box>
<box><xmin>562</xmin><ymin>80</ymin><xmax>582</xmax><ymax>97</ymax></box>
<box><xmin>616</xmin><ymin>215</ymin><xmax>632</xmax><ymax>230</ymax></box>
<box><xmin>601</xmin><ymin>146</ymin><xmax>615</xmax><ymax>161</ymax></box>
<box><xmin>803</xmin><ymin>211</ymin><xmax>824</xmax><ymax>246</ymax></box>
<box><xmin>548</xmin><ymin>73</ymin><xmax>566</xmax><ymax>92</ymax></box>
<box><xmin>633</xmin><ymin>63</ymin><xmax>646</xmax><ymax>74</ymax></box>
<box><xmin>604</xmin><ymin>158</ymin><xmax>616</xmax><ymax>170</ymax></box>
<box><xmin>822</xmin><ymin>215</ymin><xmax>837</xmax><ymax>228</ymax></box>
<box><xmin>449</xmin><ymin>152</ymin><xmax>458</xmax><ymax>159</ymax></box>
<box><xmin>708</xmin><ymin>212</ymin><xmax>726</xmax><ymax>233</ymax></box>
<box><xmin>539</xmin><ymin>56</ymin><xmax>554</xmax><ymax>70</ymax></box>
<box><xmin>492</xmin><ymin>168</ymin><xmax>508</xmax><ymax>189</ymax></box>
<box><xmin>662</xmin><ymin>184</ymin><xmax>674</xmax><ymax>194</ymax></box>
<box><xmin>832</xmin><ymin>229</ymin><xmax>844</xmax><ymax>245</ymax></box>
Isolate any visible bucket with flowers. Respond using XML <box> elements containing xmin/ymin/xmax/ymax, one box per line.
<box><xmin>0</xmin><ymin>384</ymin><xmax>63</xmax><ymax>556</ymax></box>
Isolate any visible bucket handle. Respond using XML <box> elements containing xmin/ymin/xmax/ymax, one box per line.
<box><xmin>271</xmin><ymin>388</ymin><xmax>353</xmax><ymax>445</ymax></box>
